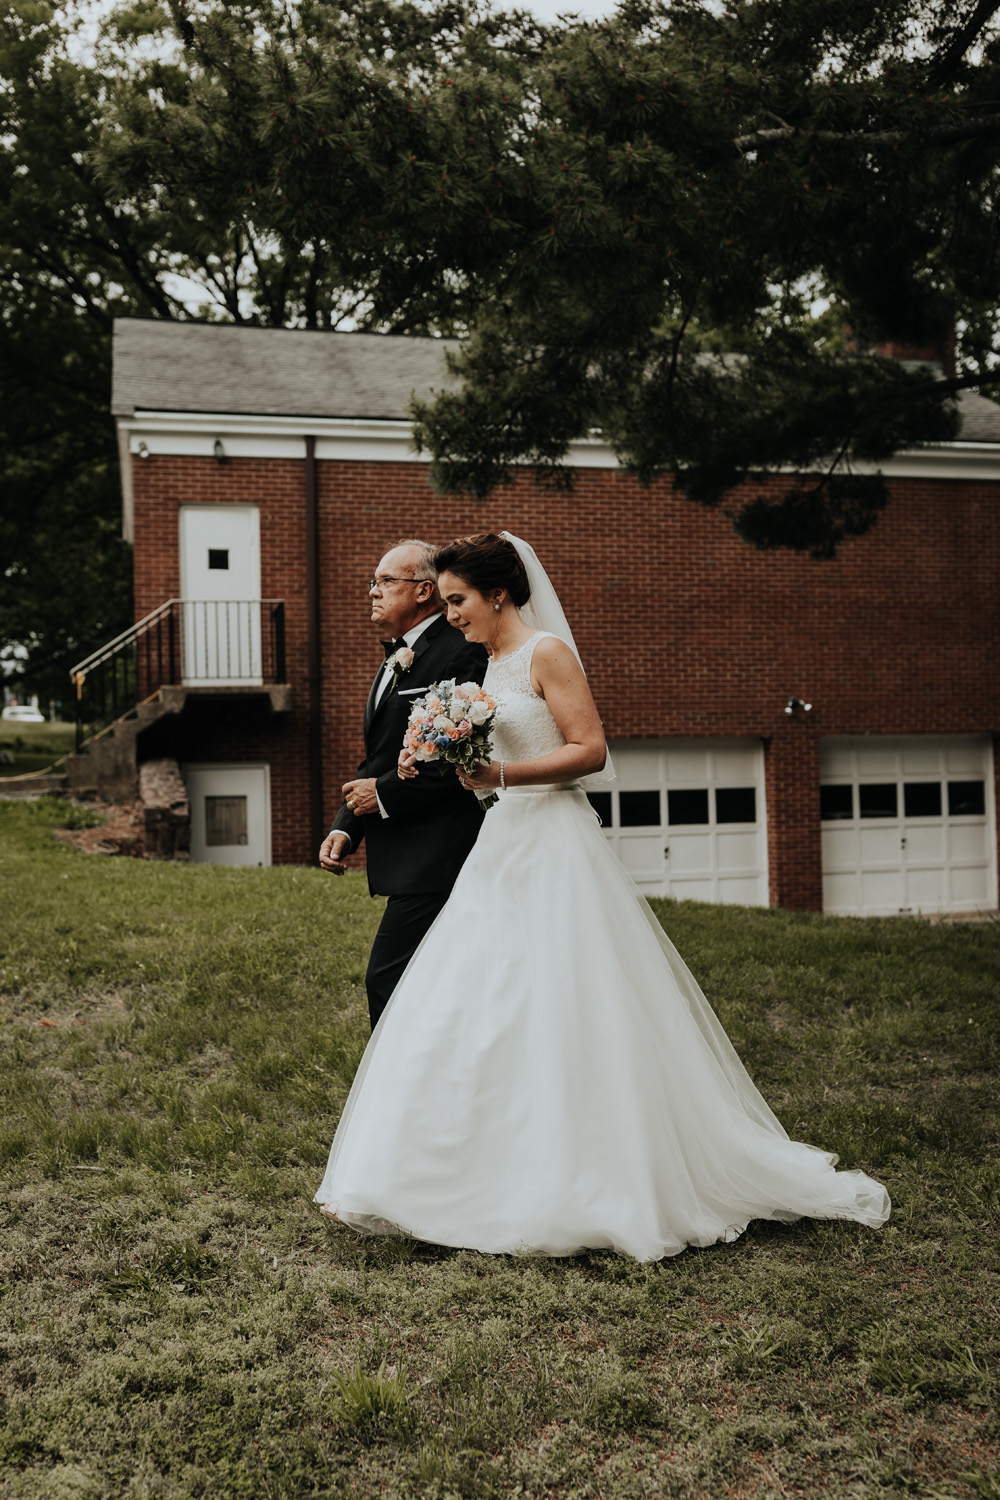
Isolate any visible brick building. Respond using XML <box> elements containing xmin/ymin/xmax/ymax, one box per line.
<box><xmin>100</xmin><ymin>316</ymin><xmax>1000</xmax><ymax>916</ymax></box>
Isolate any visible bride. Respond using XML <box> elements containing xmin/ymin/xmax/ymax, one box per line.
<box><xmin>315</xmin><ymin>532</ymin><xmax>890</xmax><ymax>1261</ymax></box>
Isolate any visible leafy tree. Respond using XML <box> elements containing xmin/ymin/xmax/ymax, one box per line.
<box><xmin>2</xmin><ymin>0</ymin><xmax>456</xmax><ymax>704</ymax></box>
<box><xmin>100</xmin><ymin>0</ymin><xmax>1000</xmax><ymax>555</ymax></box>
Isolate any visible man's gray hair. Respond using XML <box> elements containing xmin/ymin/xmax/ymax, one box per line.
<box><xmin>394</xmin><ymin>538</ymin><xmax>439</xmax><ymax>583</ymax></box>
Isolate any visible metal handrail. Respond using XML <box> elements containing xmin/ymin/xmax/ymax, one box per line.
<box><xmin>69</xmin><ymin>599</ymin><xmax>287</xmax><ymax>752</ymax></box>
<box><xmin>69</xmin><ymin>600</ymin><xmax>178</xmax><ymax>679</ymax></box>
<box><xmin>68</xmin><ymin>599</ymin><xmax>285</xmax><ymax>678</ymax></box>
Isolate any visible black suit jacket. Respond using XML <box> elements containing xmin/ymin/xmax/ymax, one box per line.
<box><xmin>331</xmin><ymin>614</ymin><xmax>489</xmax><ymax>897</ymax></box>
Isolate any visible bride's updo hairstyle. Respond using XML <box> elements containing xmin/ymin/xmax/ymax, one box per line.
<box><xmin>432</xmin><ymin>533</ymin><xmax>531</xmax><ymax>608</ymax></box>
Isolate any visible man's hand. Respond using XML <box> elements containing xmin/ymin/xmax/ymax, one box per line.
<box><xmin>318</xmin><ymin>830</ymin><xmax>351</xmax><ymax>874</ymax></box>
<box><xmin>342</xmin><ymin>777</ymin><xmax>380</xmax><ymax>816</ymax></box>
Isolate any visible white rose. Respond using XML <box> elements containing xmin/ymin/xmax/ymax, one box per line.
<box><xmin>433</xmin><ymin>714</ymin><xmax>456</xmax><ymax>732</ymax></box>
<box><xmin>415</xmin><ymin>742</ymin><xmax>440</xmax><ymax>761</ymax></box>
<box><xmin>467</xmin><ymin>700</ymin><xmax>493</xmax><ymax>725</ymax></box>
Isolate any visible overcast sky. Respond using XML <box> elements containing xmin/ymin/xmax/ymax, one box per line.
<box><xmin>510</xmin><ymin>0</ymin><xmax>614</xmax><ymax>21</ymax></box>
<box><xmin>67</xmin><ymin>0</ymin><xmax>618</xmax><ymax>56</ymax></box>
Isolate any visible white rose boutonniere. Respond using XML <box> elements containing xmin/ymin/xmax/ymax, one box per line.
<box><xmin>385</xmin><ymin>645</ymin><xmax>415</xmax><ymax>692</ymax></box>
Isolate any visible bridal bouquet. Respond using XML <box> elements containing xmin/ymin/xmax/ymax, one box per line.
<box><xmin>403</xmin><ymin>679</ymin><xmax>498</xmax><ymax>801</ymax></box>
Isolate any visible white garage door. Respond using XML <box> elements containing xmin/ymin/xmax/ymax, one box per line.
<box><xmin>820</xmin><ymin>737</ymin><xmax>996</xmax><ymax>916</ymax></box>
<box><xmin>588</xmin><ymin>739</ymin><xmax>768</xmax><ymax>905</ymax></box>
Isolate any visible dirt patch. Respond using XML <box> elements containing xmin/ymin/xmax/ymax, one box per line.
<box><xmin>54</xmin><ymin>800</ymin><xmax>145</xmax><ymax>857</ymax></box>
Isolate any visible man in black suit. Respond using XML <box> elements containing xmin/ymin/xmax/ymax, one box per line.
<box><xmin>319</xmin><ymin>539</ymin><xmax>488</xmax><ymax>1030</ymax></box>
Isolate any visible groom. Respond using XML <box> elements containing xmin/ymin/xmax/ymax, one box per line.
<box><xmin>319</xmin><ymin>539</ymin><xmax>488</xmax><ymax>1030</ymax></box>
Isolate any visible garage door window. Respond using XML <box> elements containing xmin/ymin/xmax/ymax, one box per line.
<box><xmin>668</xmin><ymin>788</ymin><xmax>709</xmax><ymax>825</ymax></box>
<box><xmin>620</xmin><ymin>790</ymin><xmax>662</xmax><ymax>827</ymax></box>
<box><xmin>902</xmin><ymin>782</ymin><xmax>941</xmax><ymax>817</ymax></box>
<box><xmin>949</xmin><ymin>781</ymin><xmax>985</xmax><ymax>816</ymax></box>
<box><xmin>587</xmin><ymin>791</ymin><xmax>613</xmax><ymax>825</ymax></box>
<box><xmin>716</xmin><ymin>787</ymin><xmax>756</xmax><ymax>823</ymax></box>
<box><xmin>820</xmin><ymin>784</ymin><xmax>853</xmax><ymax>820</ymax></box>
<box><xmin>858</xmin><ymin>783</ymin><xmax>898</xmax><ymax>819</ymax></box>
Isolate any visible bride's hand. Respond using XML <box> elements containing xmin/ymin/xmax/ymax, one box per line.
<box><xmin>457</xmin><ymin>759</ymin><xmax>502</xmax><ymax>793</ymax></box>
<box><xmin>397</xmin><ymin>747</ymin><xmax>419</xmax><ymax>780</ymax></box>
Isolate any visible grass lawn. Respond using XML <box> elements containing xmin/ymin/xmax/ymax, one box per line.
<box><xmin>1</xmin><ymin>796</ymin><xmax>998</xmax><ymax>1500</ymax></box>
<box><xmin>0</xmin><ymin>723</ymin><xmax>75</xmax><ymax>779</ymax></box>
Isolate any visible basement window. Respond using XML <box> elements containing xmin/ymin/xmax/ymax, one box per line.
<box><xmin>205</xmin><ymin>795</ymin><xmax>248</xmax><ymax>846</ymax></box>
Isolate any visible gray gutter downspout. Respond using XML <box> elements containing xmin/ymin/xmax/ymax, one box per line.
<box><xmin>305</xmin><ymin>435</ymin><xmax>325</xmax><ymax>858</ymax></box>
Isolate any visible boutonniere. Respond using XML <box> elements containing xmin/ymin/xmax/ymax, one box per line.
<box><xmin>386</xmin><ymin>646</ymin><xmax>415</xmax><ymax>692</ymax></box>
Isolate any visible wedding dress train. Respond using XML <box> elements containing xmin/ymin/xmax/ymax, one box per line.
<box><xmin>315</xmin><ymin>633</ymin><xmax>889</xmax><ymax>1261</ymax></box>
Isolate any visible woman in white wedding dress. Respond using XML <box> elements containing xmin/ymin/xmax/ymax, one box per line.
<box><xmin>315</xmin><ymin>533</ymin><xmax>889</xmax><ymax>1261</ymax></box>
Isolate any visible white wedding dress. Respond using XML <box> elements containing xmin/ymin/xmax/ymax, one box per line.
<box><xmin>315</xmin><ymin>632</ymin><xmax>890</xmax><ymax>1261</ymax></box>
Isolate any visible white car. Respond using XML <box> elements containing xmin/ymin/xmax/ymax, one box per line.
<box><xmin>1</xmin><ymin>705</ymin><xmax>45</xmax><ymax>722</ymax></box>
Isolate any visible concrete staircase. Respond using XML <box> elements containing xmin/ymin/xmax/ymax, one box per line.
<box><xmin>64</xmin><ymin>683</ymin><xmax>293</xmax><ymax>801</ymax></box>
<box><xmin>64</xmin><ymin>695</ymin><xmax>168</xmax><ymax>802</ymax></box>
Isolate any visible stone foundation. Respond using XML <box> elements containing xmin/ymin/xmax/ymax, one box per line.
<box><xmin>140</xmin><ymin>758</ymin><xmax>190</xmax><ymax>859</ymax></box>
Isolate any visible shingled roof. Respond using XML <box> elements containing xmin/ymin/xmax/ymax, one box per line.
<box><xmin>111</xmin><ymin>319</ymin><xmax>458</xmax><ymax>421</ymax></box>
<box><xmin>111</xmin><ymin>317</ymin><xmax>1000</xmax><ymax>442</ymax></box>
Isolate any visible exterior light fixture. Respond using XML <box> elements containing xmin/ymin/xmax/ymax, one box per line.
<box><xmin>784</xmin><ymin>696</ymin><xmax>813</xmax><ymax>714</ymax></box>
<box><xmin>213</xmin><ymin>439</ymin><xmax>226</xmax><ymax>463</ymax></box>
<box><xmin>136</xmin><ymin>441</ymin><xmax>150</xmax><ymax>459</ymax></box>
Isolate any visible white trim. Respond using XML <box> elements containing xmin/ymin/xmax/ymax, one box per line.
<box><xmin>115</xmin><ymin>409</ymin><xmax>1000</xmax><ymax>539</ymax></box>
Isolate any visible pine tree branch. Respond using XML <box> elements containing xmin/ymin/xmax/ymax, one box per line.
<box><xmin>732</xmin><ymin>116</ymin><xmax>1000</xmax><ymax>155</ymax></box>
<box><xmin>64</xmin><ymin>158</ymin><xmax>178</xmax><ymax>321</ymax></box>
<box><xmin>927</xmin><ymin>0</ymin><xmax>1000</xmax><ymax>88</ymax></box>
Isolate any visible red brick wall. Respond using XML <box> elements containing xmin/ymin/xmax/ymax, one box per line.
<box><xmin>130</xmin><ymin>455</ymin><xmax>1000</xmax><ymax>900</ymax></box>
<box><xmin>132</xmin><ymin>456</ymin><xmax>314</xmax><ymax>862</ymax></box>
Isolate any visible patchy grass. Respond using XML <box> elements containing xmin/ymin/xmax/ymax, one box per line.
<box><xmin>0</xmin><ymin>722</ymin><xmax>75</xmax><ymax>777</ymax></box>
<box><xmin>1</xmin><ymin>796</ymin><xmax>998</xmax><ymax>1500</ymax></box>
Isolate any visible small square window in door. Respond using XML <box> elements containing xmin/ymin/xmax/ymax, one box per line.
<box><xmin>208</xmin><ymin>549</ymin><xmax>230</xmax><ymax>570</ymax></box>
<box><xmin>206</xmin><ymin>795</ymin><xmax>248</xmax><ymax>846</ymax></box>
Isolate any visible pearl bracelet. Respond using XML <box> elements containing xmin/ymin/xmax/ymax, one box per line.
<box><xmin>499</xmin><ymin>761</ymin><xmax>506</xmax><ymax>791</ymax></box>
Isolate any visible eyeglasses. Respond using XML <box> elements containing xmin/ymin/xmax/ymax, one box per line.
<box><xmin>368</xmin><ymin>575</ymin><xmax>429</xmax><ymax>591</ymax></box>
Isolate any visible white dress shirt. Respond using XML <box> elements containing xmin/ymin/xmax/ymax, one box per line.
<box><xmin>374</xmin><ymin>612</ymin><xmax>441</xmax><ymax>817</ymax></box>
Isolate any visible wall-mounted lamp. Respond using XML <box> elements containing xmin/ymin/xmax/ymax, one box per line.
<box><xmin>136</xmin><ymin>441</ymin><xmax>150</xmax><ymax>459</ymax></box>
<box><xmin>784</xmin><ymin>696</ymin><xmax>813</xmax><ymax>715</ymax></box>
<box><xmin>213</xmin><ymin>439</ymin><xmax>227</xmax><ymax>463</ymax></box>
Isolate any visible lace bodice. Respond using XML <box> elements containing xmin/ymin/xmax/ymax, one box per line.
<box><xmin>484</xmin><ymin>632</ymin><xmax>568</xmax><ymax>775</ymax></box>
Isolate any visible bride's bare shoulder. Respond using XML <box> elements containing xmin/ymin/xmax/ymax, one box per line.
<box><xmin>529</xmin><ymin>633</ymin><xmax>585</xmax><ymax>686</ymax></box>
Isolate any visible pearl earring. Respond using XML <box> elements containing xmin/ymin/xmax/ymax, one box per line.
<box><xmin>494</xmin><ymin>601</ymin><xmax>501</xmax><ymax>612</ymax></box>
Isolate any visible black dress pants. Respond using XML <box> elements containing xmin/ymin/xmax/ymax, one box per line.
<box><xmin>366</xmin><ymin>890</ymin><xmax>451</xmax><ymax>1031</ymax></box>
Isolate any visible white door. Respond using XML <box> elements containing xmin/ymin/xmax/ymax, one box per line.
<box><xmin>591</xmin><ymin>740</ymin><xmax>768</xmax><ymax>904</ymax></box>
<box><xmin>184</xmin><ymin>764</ymin><xmax>271</xmax><ymax>867</ymax></box>
<box><xmin>820</xmin><ymin>736</ymin><xmax>997</xmax><ymax>915</ymax></box>
<box><xmin>179</xmin><ymin>505</ymin><xmax>261</xmax><ymax>684</ymax></box>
